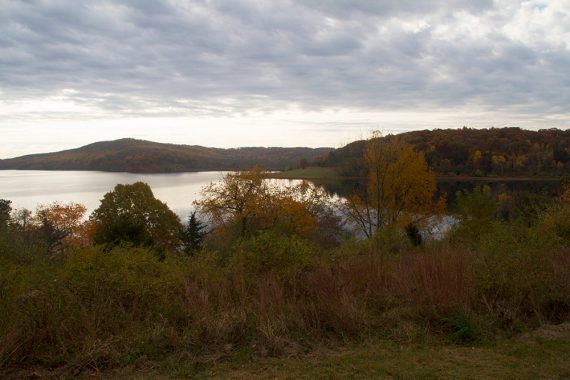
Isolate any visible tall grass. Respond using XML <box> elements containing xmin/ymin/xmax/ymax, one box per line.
<box><xmin>1</xmin><ymin>220</ymin><xmax>569</xmax><ymax>375</ymax></box>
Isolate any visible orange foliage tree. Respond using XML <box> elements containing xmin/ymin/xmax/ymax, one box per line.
<box><xmin>34</xmin><ymin>202</ymin><xmax>90</xmax><ymax>252</ymax></box>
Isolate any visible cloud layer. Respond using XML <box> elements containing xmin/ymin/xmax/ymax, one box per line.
<box><xmin>0</xmin><ymin>0</ymin><xmax>569</xmax><ymax>155</ymax></box>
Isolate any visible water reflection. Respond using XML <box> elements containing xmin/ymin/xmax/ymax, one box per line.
<box><xmin>0</xmin><ymin>170</ymin><xmax>562</xmax><ymax>221</ymax></box>
<box><xmin>311</xmin><ymin>177</ymin><xmax>562</xmax><ymax>205</ymax></box>
<box><xmin>0</xmin><ymin>170</ymin><xmax>228</xmax><ymax>220</ymax></box>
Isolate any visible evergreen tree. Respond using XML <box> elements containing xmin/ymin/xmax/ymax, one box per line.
<box><xmin>0</xmin><ymin>199</ymin><xmax>12</xmax><ymax>229</ymax></box>
<box><xmin>184</xmin><ymin>211</ymin><xmax>207</xmax><ymax>255</ymax></box>
<box><xmin>405</xmin><ymin>222</ymin><xmax>422</xmax><ymax>247</ymax></box>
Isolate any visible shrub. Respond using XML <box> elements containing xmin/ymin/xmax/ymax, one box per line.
<box><xmin>540</xmin><ymin>204</ymin><xmax>570</xmax><ymax>242</ymax></box>
<box><xmin>229</xmin><ymin>230</ymin><xmax>316</xmax><ymax>278</ymax></box>
<box><xmin>369</xmin><ymin>225</ymin><xmax>413</xmax><ymax>255</ymax></box>
<box><xmin>0</xmin><ymin>227</ymin><xmax>47</xmax><ymax>264</ymax></box>
<box><xmin>472</xmin><ymin>218</ymin><xmax>570</xmax><ymax>326</ymax></box>
<box><xmin>0</xmin><ymin>246</ymin><xmax>187</xmax><ymax>371</ymax></box>
<box><xmin>442</xmin><ymin>309</ymin><xmax>484</xmax><ymax>345</ymax></box>
<box><xmin>2</xmin><ymin>205</ymin><xmax>570</xmax><ymax>376</ymax></box>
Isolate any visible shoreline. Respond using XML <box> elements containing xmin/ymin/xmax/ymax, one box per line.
<box><xmin>0</xmin><ymin>168</ymin><xmax>564</xmax><ymax>182</ymax></box>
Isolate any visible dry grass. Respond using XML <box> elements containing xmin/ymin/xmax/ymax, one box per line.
<box><xmin>0</xmin><ymin>237</ymin><xmax>568</xmax><ymax>377</ymax></box>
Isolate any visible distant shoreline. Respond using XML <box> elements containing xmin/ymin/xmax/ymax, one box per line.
<box><xmin>267</xmin><ymin>167</ymin><xmax>564</xmax><ymax>182</ymax></box>
<box><xmin>436</xmin><ymin>175</ymin><xmax>563</xmax><ymax>182</ymax></box>
<box><xmin>1</xmin><ymin>167</ymin><xmax>564</xmax><ymax>182</ymax></box>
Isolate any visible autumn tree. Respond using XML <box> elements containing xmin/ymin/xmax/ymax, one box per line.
<box><xmin>90</xmin><ymin>182</ymin><xmax>183</xmax><ymax>253</ymax></box>
<box><xmin>11</xmin><ymin>208</ymin><xmax>32</xmax><ymax>233</ymax></box>
<box><xmin>324</xmin><ymin>127</ymin><xmax>570</xmax><ymax>177</ymax></box>
<box><xmin>344</xmin><ymin>132</ymin><xmax>444</xmax><ymax>238</ymax></box>
<box><xmin>35</xmin><ymin>201</ymin><xmax>88</xmax><ymax>252</ymax></box>
<box><xmin>194</xmin><ymin>168</ymin><xmax>338</xmax><ymax>241</ymax></box>
<box><xmin>194</xmin><ymin>169</ymin><xmax>269</xmax><ymax>238</ymax></box>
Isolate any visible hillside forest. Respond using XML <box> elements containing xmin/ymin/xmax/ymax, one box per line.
<box><xmin>319</xmin><ymin>127</ymin><xmax>570</xmax><ymax>177</ymax></box>
<box><xmin>2</xmin><ymin>128</ymin><xmax>570</xmax><ymax>178</ymax></box>
<box><xmin>1</xmin><ymin>132</ymin><xmax>570</xmax><ymax>377</ymax></box>
<box><xmin>0</xmin><ymin>138</ymin><xmax>330</xmax><ymax>173</ymax></box>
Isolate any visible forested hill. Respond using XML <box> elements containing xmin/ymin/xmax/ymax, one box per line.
<box><xmin>0</xmin><ymin>138</ymin><xmax>331</xmax><ymax>173</ymax></box>
<box><xmin>320</xmin><ymin>127</ymin><xmax>570</xmax><ymax>177</ymax></box>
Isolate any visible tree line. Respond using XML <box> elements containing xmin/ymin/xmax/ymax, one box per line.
<box><xmin>318</xmin><ymin>127</ymin><xmax>570</xmax><ymax>177</ymax></box>
<box><xmin>0</xmin><ymin>133</ymin><xmax>445</xmax><ymax>256</ymax></box>
<box><xmin>0</xmin><ymin>138</ymin><xmax>330</xmax><ymax>173</ymax></box>
<box><xmin>3</xmin><ymin>130</ymin><xmax>567</xmax><ymax>257</ymax></box>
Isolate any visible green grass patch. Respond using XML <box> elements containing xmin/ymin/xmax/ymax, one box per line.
<box><xmin>195</xmin><ymin>338</ymin><xmax>570</xmax><ymax>379</ymax></box>
<box><xmin>24</xmin><ymin>338</ymin><xmax>567</xmax><ymax>379</ymax></box>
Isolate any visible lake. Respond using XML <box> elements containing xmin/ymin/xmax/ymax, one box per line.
<box><xmin>0</xmin><ymin>170</ymin><xmax>562</xmax><ymax>222</ymax></box>
<box><xmin>0</xmin><ymin>170</ymin><xmax>234</xmax><ymax>220</ymax></box>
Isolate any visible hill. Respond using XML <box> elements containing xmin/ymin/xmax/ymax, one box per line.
<box><xmin>3</xmin><ymin>128</ymin><xmax>569</xmax><ymax>176</ymax></box>
<box><xmin>320</xmin><ymin>127</ymin><xmax>570</xmax><ymax>177</ymax></box>
<box><xmin>0</xmin><ymin>138</ymin><xmax>332</xmax><ymax>173</ymax></box>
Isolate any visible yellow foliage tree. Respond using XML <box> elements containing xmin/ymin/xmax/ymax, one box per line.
<box><xmin>194</xmin><ymin>169</ymin><xmax>270</xmax><ymax>238</ymax></box>
<box><xmin>344</xmin><ymin>132</ymin><xmax>444</xmax><ymax>238</ymax></box>
<box><xmin>194</xmin><ymin>168</ymin><xmax>336</xmax><ymax>240</ymax></box>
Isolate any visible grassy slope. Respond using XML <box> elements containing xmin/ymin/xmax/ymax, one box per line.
<box><xmin>91</xmin><ymin>338</ymin><xmax>570</xmax><ymax>379</ymax></box>
<box><xmin>208</xmin><ymin>340</ymin><xmax>570</xmax><ymax>380</ymax></box>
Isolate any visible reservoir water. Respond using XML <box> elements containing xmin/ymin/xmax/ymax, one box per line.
<box><xmin>0</xmin><ymin>170</ymin><xmax>562</xmax><ymax>222</ymax></box>
<box><xmin>0</xmin><ymin>170</ymin><xmax>230</xmax><ymax>220</ymax></box>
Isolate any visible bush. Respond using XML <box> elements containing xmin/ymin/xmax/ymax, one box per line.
<box><xmin>472</xmin><ymin>217</ymin><xmax>570</xmax><ymax>326</ymax></box>
<box><xmin>2</xmin><ymin>207</ymin><xmax>570</xmax><ymax>376</ymax></box>
<box><xmin>0</xmin><ymin>226</ymin><xmax>44</xmax><ymax>260</ymax></box>
<box><xmin>369</xmin><ymin>225</ymin><xmax>413</xmax><ymax>255</ymax></box>
<box><xmin>0</xmin><ymin>246</ymin><xmax>187</xmax><ymax>371</ymax></box>
<box><xmin>229</xmin><ymin>230</ymin><xmax>316</xmax><ymax>278</ymax></box>
<box><xmin>442</xmin><ymin>309</ymin><xmax>485</xmax><ymax>345</ymax></box>
<box><xmin>540</xmin><ymin>204</ymin><xmax>570</xmax><ymax>242</ymax></box>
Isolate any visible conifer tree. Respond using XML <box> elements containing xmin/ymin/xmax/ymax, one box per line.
<box><xmin>184</xmin><ymin>211</ymin><xmax>207</xmax><ymax>255</ymax></box>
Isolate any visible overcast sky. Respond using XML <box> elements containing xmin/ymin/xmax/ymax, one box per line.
<box><xmin>1</xmin><ymin>0</ymin><xmax>569</xmax><ymax>158</ymax></box>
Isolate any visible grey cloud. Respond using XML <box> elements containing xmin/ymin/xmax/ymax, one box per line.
<box><xmin>299</xmin><ymin>0</ymin><xmax>494</xmax><ymax>18</ymax></box>
<box><xmin>0</xmin><ymin>0</ymin><xmax>569</xmax><ymax>119</ymax></box>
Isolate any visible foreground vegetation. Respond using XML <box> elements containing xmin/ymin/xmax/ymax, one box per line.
<box><xmin>143</xmin><ymin>338</ymin><xmax>570</xmax><ymax>379</ymax></box>
<box><xmin>12</xmin><ymin>338</ymin><xmax>567</xmax><ymax>379</ymax></box>
<box><xmin>1</xmin><ymin>134</ymin><xmax>569</xmax><ymax>378</ymax></box>
<box><xmin>1</xmin><ymin>213</ymin><xmax>569</xmax><ymax>378</ymax></box>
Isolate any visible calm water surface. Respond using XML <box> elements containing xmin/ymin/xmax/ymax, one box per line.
<box><xmin>0</xmin><ymin>170</ymin><xmax>561</xmax><ymax>222</ymax></box>
<box><xmin>0</xmin><ymin>170</ymin><xmax>231</xmax><ymax>220</ymax></box>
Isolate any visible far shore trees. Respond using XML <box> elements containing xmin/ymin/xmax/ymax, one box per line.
<box><xmin>343</xmin><ymin>132</ymin><xmax>445</xmax><ymax>239</ymax></box>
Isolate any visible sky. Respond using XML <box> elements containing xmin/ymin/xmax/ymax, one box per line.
<box><xmin>1</xmin><ymin>0</ymin><xmax>569</xmax><ymax>158</ymax></box>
